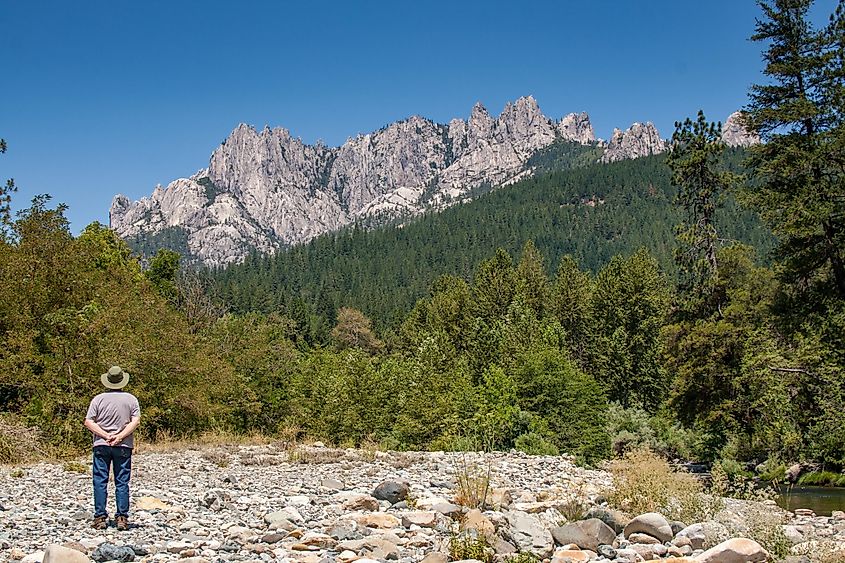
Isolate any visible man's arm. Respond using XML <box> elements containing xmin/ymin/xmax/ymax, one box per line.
<box><xmin>84</xmin><ymin>418</ymin><xmax>114</xmax><ymax>441</ymax></box>
<box><xmin>108</xmin><ymin>415</ymin><xmax>140</xmax><ymax>446</ymax></box>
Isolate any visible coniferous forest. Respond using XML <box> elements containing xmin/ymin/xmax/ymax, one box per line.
<box><xmin>1</xmin><ymin>0</ymin><xmax>843</xmax><ymax>478</ymax></box>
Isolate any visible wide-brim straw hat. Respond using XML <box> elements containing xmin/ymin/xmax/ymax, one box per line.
<box><xmin>101</xmin><ymin>365</ymin><xmax>129</xmax><ymax>389</ymax></box>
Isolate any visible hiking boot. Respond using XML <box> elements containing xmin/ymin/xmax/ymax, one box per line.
<box><xmin>92</xmin><ymin>515</ymin><xmax>107</xmax><ymax>530</ymax></box>
<box><xmin>115</xmin><ymin>515</ymin><xmax>128</xmax><ymax>531</ymax></box>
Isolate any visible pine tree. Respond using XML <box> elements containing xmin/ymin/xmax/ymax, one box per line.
<box><xmin>667</xmin><ymin>111</ymin><xmax>737</xmax><ymax>314</ymax></box>
<box><xmin>745</xmin><ymin>0</ymin><xmax>845</xmax><ymax>302</ymax></box>
<box><xmin>0</xmin><ymin>138</ymin><xmax>17</xmax><ymax>240</ymax></box>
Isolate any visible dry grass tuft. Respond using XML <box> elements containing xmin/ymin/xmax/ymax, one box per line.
<box><xmin>201</xmin><ymin>449</ymin><xmax>231</xmax><ymax>467</ymax></box>
<box><xmin>453</xmin><ymin>455</ymin><xmax>493</xmax><ymax>509</ymax></box>
<box><xmin>135</xmin><ymin>428</ymin><xmax>274</xmax><ymax>453</ymax></box>
<box><xmin>606</xmin><ymin>447</ymin><xmax>722</xmax><ymax>523</ymax></box>
<box><xmin>286</xmin><ymin>445</ymin><xmax>348</xmax><ymax>464</ymax></box>
<box><xmin>557</xmin><ymin>483</ymin><xmax>589</xmax><ymax>523</ymax></box>
<box><xmin>0</xmin><ymin>415</ymin><xmax>48</xmax><ymax>465</ymax></box>
<box><xmin>63</xmin><ymin>461</ymin><xmax>88</xmax><ymax>473</ymax></box>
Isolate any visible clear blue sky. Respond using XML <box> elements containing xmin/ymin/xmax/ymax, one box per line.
<box><xmin>1</xmin><ymin>1</ymin><xmax>837</xmax><ymax>232</ymax></box>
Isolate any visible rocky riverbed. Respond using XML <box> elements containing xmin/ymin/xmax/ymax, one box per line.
<box><xmin>0</xmin><ymin>443</ymin><xmax>843</xmax><ymax>563</ymax></box>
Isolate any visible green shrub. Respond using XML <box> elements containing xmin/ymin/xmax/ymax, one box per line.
<box><xmin>515</xmin><ymin>433</ymin><xmax>559</xmax><ymax>456</ymax></box>
<box><xmin>506</xmin><ymin>553</ymin><xmax>540</xmax><ymax>563</ymax></box>
<box><xmin>606</xmin><ymin>403</ymin><xmax>705</xmax><ymax>460</ymax></box>
<box><xmin>449</xmin><ymin>532</ymin><xmax>493</xmax><ymax>563</ymax></box>
<box><xmin>798</xmin><ymin>471</ymin><xmax>845</xmax><ymax>487</ymax></box>
<box><xmin>430</xmin><ymin>434</ymin><xmax>482</xmax><ymax>452</ymax></box>
<box><xmin>757</xmin><ymin>459</ymin><xmax>787</xmax><ymax>483</ymax></box>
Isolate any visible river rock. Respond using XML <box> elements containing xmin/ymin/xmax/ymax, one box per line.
<box><xmin>342</xmin><ymin>494</ymin><xmax>380</xmax><ymax>512</ymax></box>
<box><xmin>697</xmin><ymin>537</ymin><xmax>768</xmax><ymax>562</ymax></box>
<box><xmin>551</xmin><ymin>548</ymin><xmax>590</xmax><ymax>562</ymax></box>
<box><xmin>629</xmin><ymin>532</ymin><xmax>662</xmax><ymax>544</ymax></box>
<box><xmin>90</xmin><ymin>544</ymin><xmax>135</xmax><ymax>563</ymax></box>
<box><xmin>43</xmin><ymin>546</ymin><xmax>90</xmax><ymax>563</ymax></box>
<box><xmin>624</xmin><ymin>512</ymin><xmax>673</xmax><ymax>543</ymax></box>
<box><xmin>584</xmin><ymin>506</ymin><xmax>629</xmax><ymax>534</ymax></box>
<box><xmin>786</xmin><ymin>463</ymin><xmax>802</xmax><ymax>482</ymax></box>
<box><xmin>373</xmin><ymin>480</ymin><xmax>409</xmax><ymax>504</ymax></box>
<box><xmin>401</xmin><ymin>510</ymin><xmax>438</xmax><ymax>528</ymax></box>
<box><xmin>21</xmin><ymin>551</ymin><xmax>44</xmax><ymax>563</ymax></box>
<box><xmin>551</xmin><ymin>518</ymin><xmax>616</xmax><ymax>551</ymax></box>
<box><xmin>354</xmin><ymin>512</ymin><xmax>401</xmax><ymax>529</ymax></box>
<box><xmin>504</xmin><ymin>510</ymin><xmax>554</xmax><ymax>558</ymax></box>
<box><xmin>674</xmin><ymin>523</ymin><xmax>706</xmax><ymax>550</ymax></box>
<box><xmin>134</xmin><ymin>496</ymin><xmax>172</xmax><ymax>511</ymax></box>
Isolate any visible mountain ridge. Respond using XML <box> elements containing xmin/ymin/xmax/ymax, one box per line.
<box><xmin>111</xmin><ymin>98</ymin><xmax>755</xmax><ymax>265</ymax></box>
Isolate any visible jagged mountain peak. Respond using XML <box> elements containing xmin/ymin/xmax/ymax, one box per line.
<box><xmin>600</xmin><ymin>121</ymin><xmax>667</xmax><ymax>163</ymax></box>
<box><xmin>111</xmin><ymin>97</ymin><xmax>694</xmax><ymax>266</ymax></box>
<box><xmin>722</xmin><ymin>111</ymin><xmax>760</xmax><ymax>147</ymax></box>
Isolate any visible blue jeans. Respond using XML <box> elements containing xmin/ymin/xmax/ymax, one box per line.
<box><xmin>92</xmin><ymin>445</ymin><xmax>132</xmax><ymax>518</ymax></box>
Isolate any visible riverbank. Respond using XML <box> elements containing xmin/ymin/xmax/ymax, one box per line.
<box><xmin>1</xmin><ymin>444</ymin><xmax>844</xmax><ymax>562</ymax></box>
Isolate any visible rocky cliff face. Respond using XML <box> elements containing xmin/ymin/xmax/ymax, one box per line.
<box><xmin>111</xmin><ymin>99</ymin><xmax>740</xmax><ymax>266</ymax></box>
<box><xmin>111</xmin><ymin>96</ymin><xmax>603</xmax><ymax>265</ymax></box>
<box><xmin>721</xmin><ymin>111</ymin><xmax>761</xmax><ymax>147</ymax></box>
<box><xmin>600</xmin><ymin>122</ymin><xmax>667</xmax><ymax>163</ymax></box>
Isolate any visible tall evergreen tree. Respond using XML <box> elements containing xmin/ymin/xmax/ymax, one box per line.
<box><xmin>667</xmin><ymin>111</ymin><xmax>737</xmax><ymax>314</ymax></box>
<box><xmin>0</xmin><ymin>137</ymin><xmax>17</xmax><ymax>240</ymax></box>
<box><xmin>745</xmin><ymin>0</ymin><xmax>845</xmax><ymax>302</ymax></box>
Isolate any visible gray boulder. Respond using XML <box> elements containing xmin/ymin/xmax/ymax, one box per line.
<box><xmin>623</xmin><ymin>512</ymin><xmax>673</xmax><ymax>543</ymax></box>
<box><xmin>90</xmin><ymin>544</ymin><xmax>135</xmax><ymax>563</ymax></box>
<box><xmin>697</xmin><ymin>537</ymin><xmax>768</xmax><ymax>562</ymax></box>
<box><xmin>373</xmin><ymin>480</ymin><xmax>409</xmax><ymax>504</ymax></box>
<box><xmin>551</xmin><ymin>518</ymin><xmax>616</xmax><ymax>551</ymax></box>
<box><xmin>584</xmin><ymin>506</ymin><xmax>629</xmax><ymax>534</ymax></box>
<box><xmin>503</xmin><ymin>511</ymin><xmax>554</xmax><ymax>558</ymax></box>
<box><xmin>43</xmin><ymin>546</ymin><xmax>90</xmax><ymax>563</ymax></box>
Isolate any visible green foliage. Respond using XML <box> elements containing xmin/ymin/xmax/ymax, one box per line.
<box><xmin>449</xmin><ymin>532</ymin><xmax>493</xmax><ymax>563</ymax></box>
<box><xmin>667</xmin><ymin>111</ymin><xmax>738</xmax><ymax>314</ymax></box>
<box><xmin>512</xmin><ymin>347</ymin><xmax>609</xmax><ymax>462</ymax></box>
<box><xmin>744</xmin><ymin>0</ymin><xmax>845</xmax><ymax>304</ymax></box>
<box><xmin>145</xmin><ymin>248</ymin><xmax>181</xmax><ymax>301</ymax></box>
<box><xmin>798</xmin><ymin>471</ymin><xmax>845</xmax><ymax>487</ymax></box>
<box><xmin>592</xmin><ymin>249</ymin><xmax>671</xmax><ymax>410</ymax></box>
<box><xmin>212</xmin><ymin>153</ymin><xmax>771</xmax><ymax>332</ymax></box>
<box><xmin>605</xmin><ymin>403</ymin><xmax>702</xmax><ymax>460</ymax></box>
<box><xmin>0</xmin><ymin>198</ymin><xmax>252</xmax><ymax>450</ymax></box>
<box><xmin>514</xmin><ymin>432</ymin><xmax>559</xmax><ymax>456</ymax></box>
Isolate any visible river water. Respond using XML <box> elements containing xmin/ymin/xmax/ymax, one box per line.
<box><xmin>777</xmin><ymin>485</ymin><xmax>845</xmax><ymax>516</ymax></box>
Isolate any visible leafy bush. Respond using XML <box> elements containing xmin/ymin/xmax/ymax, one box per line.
<box><xmin>429</xmin><ymin>434</ymin><xmax>481</xmax><ymax>452</ymax></box>
<box><xmin>515</xmin><ymin>433</ymin><xmax>559</xmax><ymax>456</ymax></box>
<box><xmin>757</xmin><ymin>459</ymin><xmax>787</xmax><ymax>483</ymax></box>
<box><xmin>797</xmin><ymin>471</ymin><xmax>845</xmax><ymax>487</ymax></box>
<box><xmin>605</xmin><ymin>403</ymin><xmax>705</xmax><ymax>460</ymax></box>
<box><xmin>449</xmin><ymin>532</ymin><xmax>493</xmax><ymax>563</ymax></box>
<box><xmin>606</xmin><ymin>447</ymin><xmax>722</xmax><ymax>522</ymax></box>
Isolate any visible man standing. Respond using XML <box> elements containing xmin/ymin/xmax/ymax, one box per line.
<box><xmin>84</xmin><ymin>365</ymin><xmax>141</xmax><ymax>531</ymax></box>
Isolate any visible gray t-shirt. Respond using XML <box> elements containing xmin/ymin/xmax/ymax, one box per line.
<box><xmin>85</xmin><ymin>391</ymin><xmax>140</xmax><ymax>448</ymax></box>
